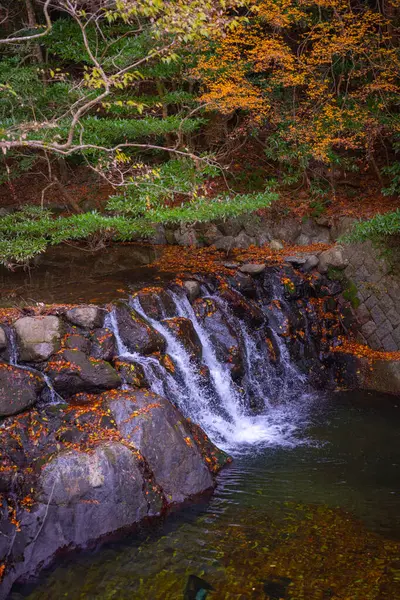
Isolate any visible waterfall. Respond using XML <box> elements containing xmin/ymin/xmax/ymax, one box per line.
<box><xmin>104</xmin><ymin>281</ymin><xmax>315</xmax><ymax>453</ymax></box>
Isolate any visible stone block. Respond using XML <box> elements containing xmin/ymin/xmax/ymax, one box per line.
<box><xmin>381</xmin><ymin>333</ymin><xmax>398</xmax><ymax>352</ymax></box>
<box><xmin>370</xmin><ymin>304</ymin><xmax>386</xmax><ymax>327</ymax></box>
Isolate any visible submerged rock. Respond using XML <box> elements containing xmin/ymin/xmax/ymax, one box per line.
<box><xmin>115</xmin><ymin>302</ymin><xmax>166</xmax><ymax>355</ymax></box>
<box><xmin>14</xmin><ymin>316</ymin><xmax>62</xmax><ymax>362</ymax></box>
<box><xmin>0</xmin><ymin>362</ymin><xmax>45</xmax><ymax>416</ymax></box>
<box><xmin>46</xmin><ymin>349</ymin><xmax>121</xmax><ymax>397</ymax></box>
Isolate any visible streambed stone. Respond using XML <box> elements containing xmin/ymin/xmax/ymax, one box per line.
<box><xmin>162</xmin><ymin>317</ymin><xmax>202</xmax><ymax>361</ymax></box>
<box><xmin>90</xmin><ymin>327</ymin><xmax>116</xmax><ymax>361</ymax></box>
<box><xmin>46</xmin><ymin>349</ymin><xmax>121</xmax><ymax>397</ymax></box>
<box><xmin>239</xmin><ymin>263</ymin><xmax>266</xmax><ymax>275</ymax></box>
<box><xmin>66</xmin><ymin>305</ymin><xmax>104</xmax><ymax>329</ymax></box>
<box><xmin>0</xmin><ymin>363</ymin><xmax>45</xmax><ymax>416</ymax></box>
<box><xmin>14</xmin><ymin>316</ymin><xmax>62</xmax><ymax>362</ymax></box>
<box><xmin>193</xmin><ymin>297</ymin><xmax>243</xmax><ymax>380</ymax></box>
<box><xmin>115</xmin><ymin>302</ymin><xmax>166</xmax><ymax>355</ymax></box>
<box><xmin>183</xmin><ymin>280</ymin><xmax>201</xmax><ymax>302</ymax></box>
<box><xmin>135</xmin><ymin>288</ymin><xmax>175</xmax><ymax>320</ymax></box>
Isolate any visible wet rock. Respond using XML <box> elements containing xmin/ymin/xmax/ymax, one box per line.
<box><xmin>115</xmin><ymin>302</ymin><xmax>166</xmax><ymax>355</ymax></box>
<box><xmin>107</xmin><ymin>390</ymin><xmax>214</xmax><ymax>503</ymax></box>
<box><xmin>90</xmin><ymin>327</ymin><xmax>116</xmax><ymax>362</ymax></box>
<box><xmin>64</xmin><ymin>333</ymin><xmax>90</xmax><ymax>354</ymax></box>
<box><xmin>269</xmin><ymin>239</ymin><xmax>284</xmax><ymax>251</ymax></box>
<box><xmin>162</xmin><ymin>317</ymin><xmax>202</xmax><ymax>361</ymax></box>
<box><xmin>14</xmin><ymin>316</ymin><xmax>62</xmax><ymax>362</ymax></box>
<box><xmin>0</xmin><ymin>363</ymin><xmax>45</xmax><ymax>416</ymax></box>
<box><xmin>66</xmin><ymin>305</ymin><xmax>104</xmax><ymax>329</ymax></box>
<box><xmin>318</xmin><ymin>245</ymin><xmax>349</xmax><ymax>274</ymax></box>
<box><xmin>239</xmin><ymin>263</ymin><xmax>266</xmax><ymax>275</ymax></box>
<box><xmin>219</xmin><ymin>287</ymin><xmax>264</xmax><ymax>327</ymax></box>
<box><xmin>284</xmin><ymin>255</ymin><xmax>308</xmax><ymax>266</ymax></box>
<box><xmin>135</xmin><ymin>288</ymin><xmax>175</xmax><ymax>320</ymax></box>
<box><xmin>46</xmin><ymin>349</ymin><xmax>121</xmax><ymax>397</ymax></box>
<box><xmin>115</xmin><ymin>360</ymin><xmax>148</xmax><ymax>388</ymax></box>
<box><xmin>0</xmin><ymin>442</ymin><xmax>162</xmax><ymax>599</ymax></box>
<box><xmin>232</xmin><ymin>272</ymin><xmax>257</xmax><ymax>298</ymax></box>
<box><xmin>193</xmin><ymin>298</ymin><xmax>243</xmax><ymax>380</ymax></box>
<box><xmin>183</xmin><ymin>280</ymin><xmax>201</xmax><ymax>302</ymax></box>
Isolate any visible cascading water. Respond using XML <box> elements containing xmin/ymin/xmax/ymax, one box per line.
<box><xmin>6</xmin><ymin>325</ymin><xmax>62</xmax><ymax>405</ymax></box>
<box><xmin>106</xmin><ymin>278</ymin><xmax>316</xmax><ymax>453</ymax></box>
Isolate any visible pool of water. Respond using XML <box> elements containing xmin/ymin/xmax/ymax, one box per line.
<box><xmin>0</xmin><ymin>244</ymin><xmax>173</xmax><ymax>306</ymax></box>
<box><xmin>10</xmin><ymin>390</ymin><xmax>400</xmax><ymax>599</ymax></box>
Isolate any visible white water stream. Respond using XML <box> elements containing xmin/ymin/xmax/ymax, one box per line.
<box><xmin>106</xmin><ymin>288</ymin><xmax>314</xmax><ymax>453</ymax></box>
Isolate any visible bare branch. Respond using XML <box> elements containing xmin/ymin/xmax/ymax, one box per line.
<box><xmin>0</xmin><ymin>0</ymin><xmax>52</xmax><ymax>44</ymax></box>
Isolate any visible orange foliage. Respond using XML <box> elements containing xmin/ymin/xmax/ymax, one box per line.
<box><xmin>332</xmin><ymin>338</ymin><xmax>400</xmax><ymax>362</ymax></box>
<box><xmin>196</xmin><ymin>0</ymin><xmax>400</xmax><ymax>164</ymax></box>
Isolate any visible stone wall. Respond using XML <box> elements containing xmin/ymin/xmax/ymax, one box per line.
<box><xmin>343</xmin><ymin>242</ymin><xmax>400</xmax><ymax>351</ymax></box>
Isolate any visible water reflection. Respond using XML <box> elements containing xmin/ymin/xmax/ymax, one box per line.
<box><xmin>0</xmin><ymin>243</ymin><xmax>172</xmax><ymax>305</ymax></box>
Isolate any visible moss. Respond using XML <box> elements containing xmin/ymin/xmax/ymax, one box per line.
<box><xmin>327</xmin><ymin>267</ymin><xmax>360</xmax><ymax>309</ymax></box>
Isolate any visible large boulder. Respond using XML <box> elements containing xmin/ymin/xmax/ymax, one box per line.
<box><xmin>107</xmin><ymin>390</ymin><xmax>215</xmax><ymax>503</ymax></box>
<box><xmin>114</xmin><ymin>302</ymin><xmax>166</xmax><ymax>355</ymax></box>
<box><xmin>0</xmin><ymin>442</ymin><xmax>163</xmax><ymax>600</ymax></box>
<box><xmin>65</xmin><ymin>305</ymin><xmax>104</xmax><ymax>329</ymax></box>
<box><xmin>14</xmin><ymin>316</ymin><xmax>62</xmax><ymax>362</ymax></box>
<box><xmin>46</xmin><ymin>349</ymin><xmax>121</xmax><ymax>397</ymax></box>
<box><xmin>0</xmin><ymin>363</ymin><xmax>45</xmax><ymax>416</ymax></box>
<box><xmin>193</xmin><ymin>298</ymin><xmax>243</xmax><ymax>380</ymax></box>
<box><xmin>162</xmin><ymin>317</ymin><xmax>202</xmax><ymax>361</ymax></box>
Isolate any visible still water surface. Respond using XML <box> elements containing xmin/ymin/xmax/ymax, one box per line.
<box><xmin>10</xmin><ymin>390</ymin><xmax>400</xmax><ymax>599</ymax></box>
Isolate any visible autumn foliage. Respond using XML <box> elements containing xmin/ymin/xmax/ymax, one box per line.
<box><xmin>196</xmin><ymin>0</ymin><xmax>400</xmax><ymax>181</ymax></box>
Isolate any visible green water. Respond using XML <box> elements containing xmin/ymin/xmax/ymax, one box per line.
<box><xmin>10</xmin><ymin>391</ymin><xmax>400</xmax><ymax>599</ymax></box>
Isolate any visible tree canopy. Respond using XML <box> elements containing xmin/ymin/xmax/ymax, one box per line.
<box><xmin>0</xmin><ymin>0</ymin><xmax>399</xmax><ymax>266</ymax></box>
